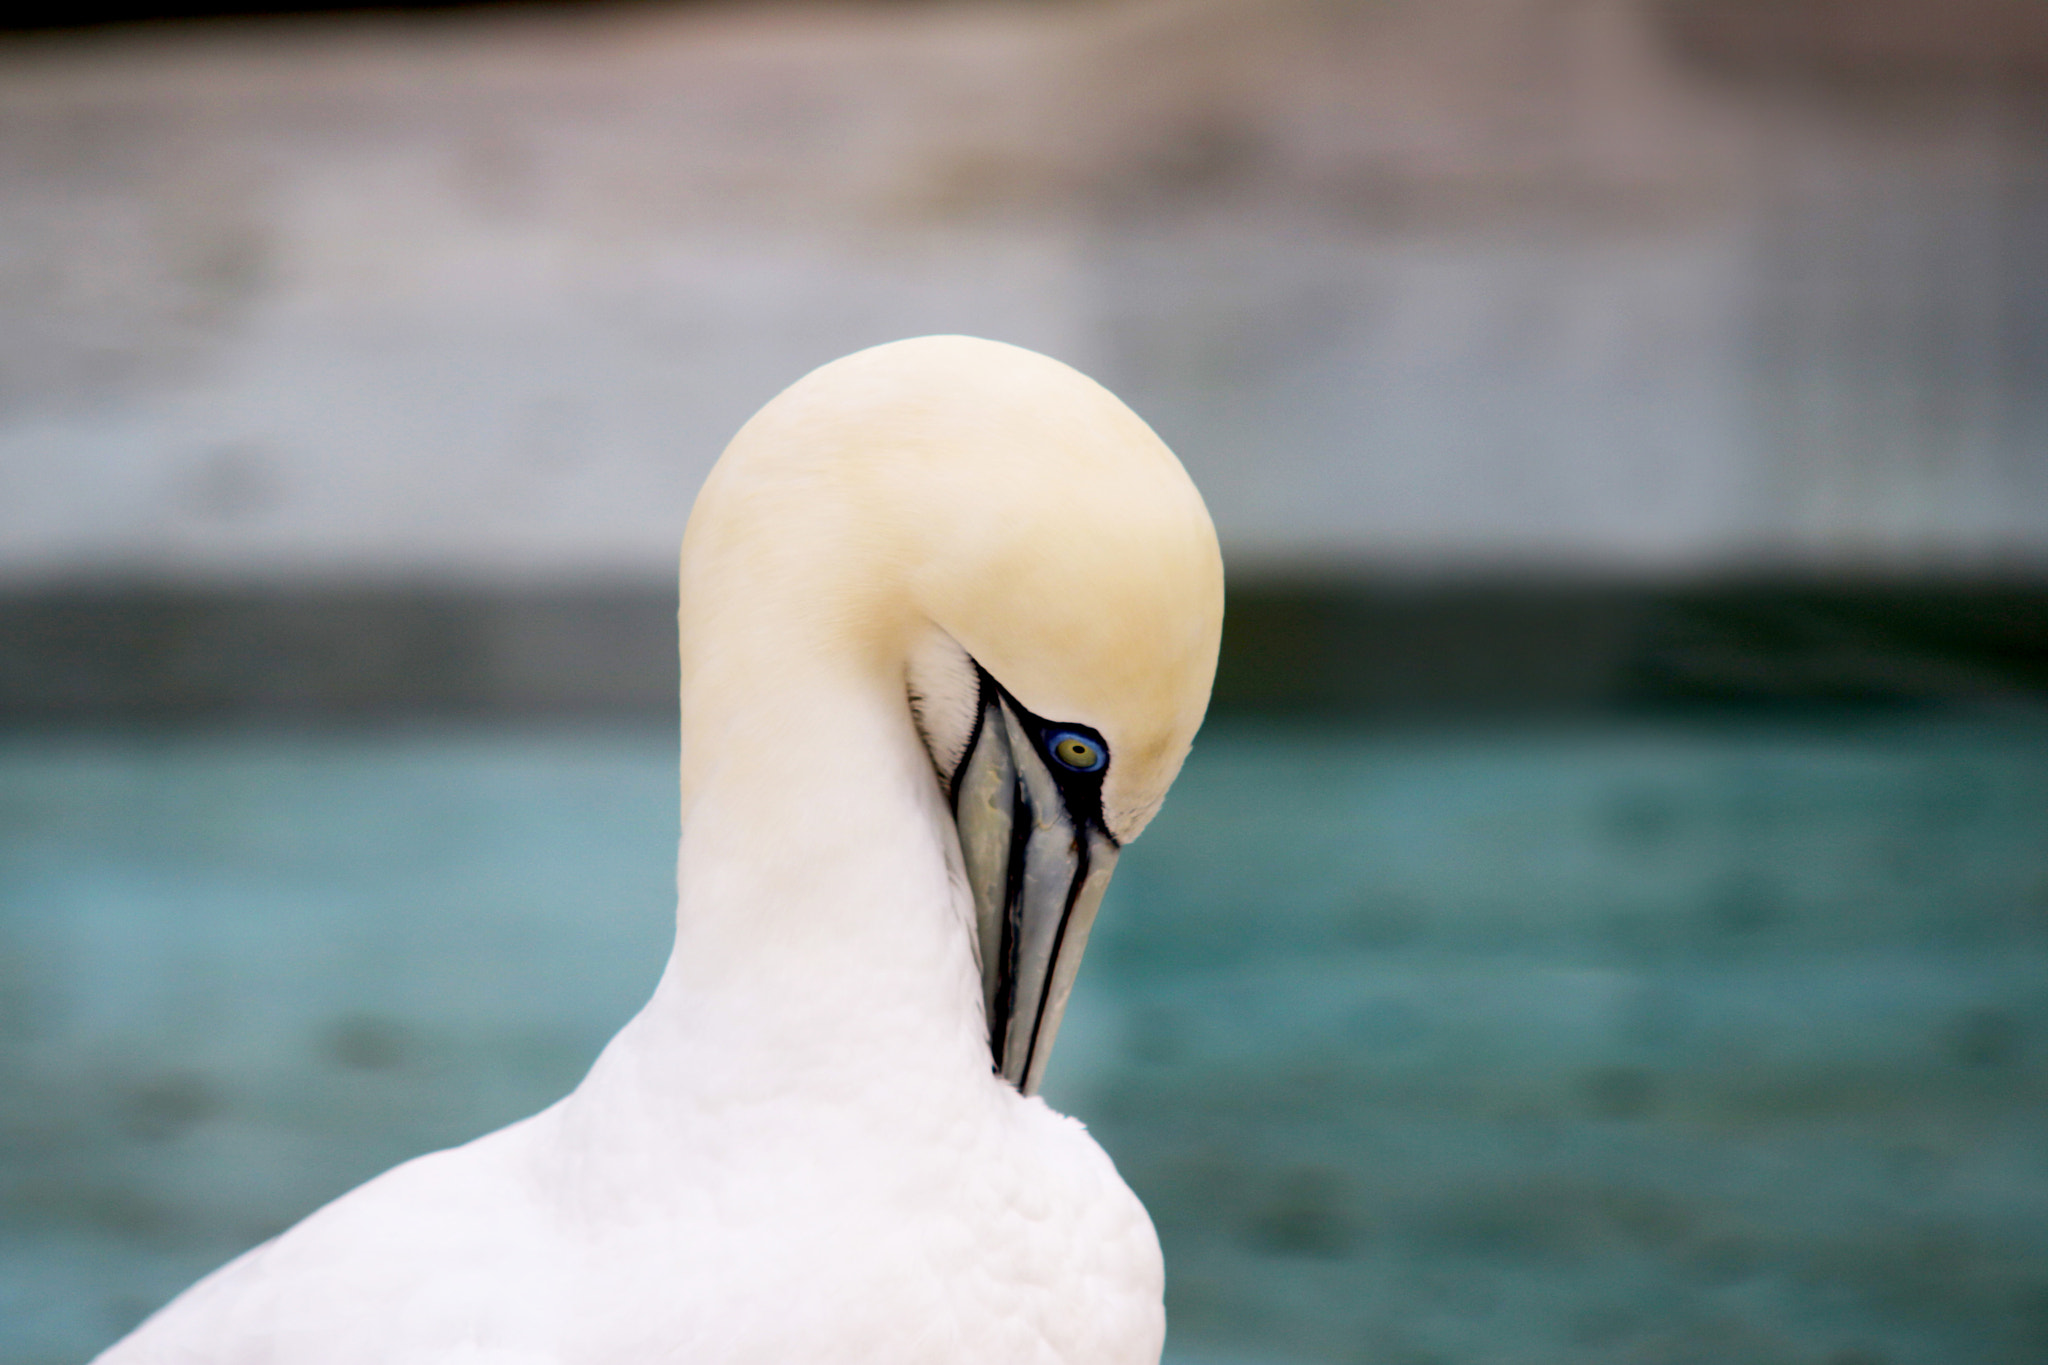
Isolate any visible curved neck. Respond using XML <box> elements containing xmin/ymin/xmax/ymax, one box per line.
<box><xmin>578</xmin><ymin>402</ymin><xmax>996</xmax><ymax>1119</ymax></box>
<box><xmin>592</xmin><ymin>595</ymin><xmax>990</xmax><ymax>1120</ymax></box>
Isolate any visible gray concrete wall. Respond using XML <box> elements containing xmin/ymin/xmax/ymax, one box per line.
<box><xmin>3</xmin><ymin>0</ymin><xmax>2043</xmax><ymax>587</ymax></box>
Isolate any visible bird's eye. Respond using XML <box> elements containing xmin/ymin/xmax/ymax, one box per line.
<box><xmin>1048</xmin><ymin>732</ymin><xmax>1106</xmax><ymax>773</ymax></box>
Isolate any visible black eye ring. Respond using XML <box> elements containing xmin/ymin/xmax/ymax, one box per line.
<box><xmin>1047</xmin><ymin>730</ymin><xmax>1107</xmax><ymax>773</ymax></box>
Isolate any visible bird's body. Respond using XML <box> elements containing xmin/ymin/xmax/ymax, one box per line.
<box><xmin>98</xmin><ymin>337</ymin><xmax>1222</xmax><ymax>1365</ymax></box>
<box><xmin>126</xmin><ymin>1045</ymin><xmax>1156</xmax><ymax>1364</ymax></box>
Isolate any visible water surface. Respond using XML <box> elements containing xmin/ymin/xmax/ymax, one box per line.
<box><xmin>2</xmin><ymin>719</ymin><xmax>2044</xmax><ymax>1364</ymax></box>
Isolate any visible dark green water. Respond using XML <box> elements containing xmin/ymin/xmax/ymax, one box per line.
<box><xmin>2</xmin><ymin>719</ymin><xmax>2044</xmax><ymax>1364</ymax></box>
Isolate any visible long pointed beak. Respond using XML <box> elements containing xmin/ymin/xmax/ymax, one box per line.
<box><xmin>950</xmin><ymin>675</ymin><xmax>1120</xmax><ymax>1096</ymax></box>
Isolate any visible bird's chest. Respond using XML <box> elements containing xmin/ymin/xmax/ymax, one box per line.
<box><xmin>558</xmin><ymin>1100</ymin><xmax>1161</xmax><ymax>1365</ymax></box>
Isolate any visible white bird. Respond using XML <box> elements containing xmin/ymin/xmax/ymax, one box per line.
<box><xmin>96</xmin><ymin>335</ymin><xmax>1225</xmax><ymax>1365</ymax></box>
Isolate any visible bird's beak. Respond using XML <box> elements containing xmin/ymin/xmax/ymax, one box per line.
<box><xmin>949</xmin><ymin>674</ymin><xmax>1120</xmax><ymax>1096</ymax></box>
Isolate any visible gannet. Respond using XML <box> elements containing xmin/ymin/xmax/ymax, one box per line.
<box><xmin>94</xmin><ymin>336</ymin><xmax>1224</xmax><ymax>1365</ymax></box>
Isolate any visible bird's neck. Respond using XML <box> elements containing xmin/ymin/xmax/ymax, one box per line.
<box><xmin>586</xmin><ymin>663</ymin><xmax>993</xmax><ymax>1123</ymax></box>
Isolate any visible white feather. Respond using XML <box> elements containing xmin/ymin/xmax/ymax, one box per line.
<box><xmin>96</xmin><ymin>336</ymin><xmax>1223</xmax><ymax>1365</ymax></box>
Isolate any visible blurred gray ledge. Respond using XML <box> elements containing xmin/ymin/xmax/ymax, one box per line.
<box><xmin>1</xmin><ymin>578</ymin><xmax>2043</xmax><ymax>722</ymax></box>
<box><xmin>5</xmin><ymin>0</ymin><xmax>2048</xmax><ymax>598</ymax></box>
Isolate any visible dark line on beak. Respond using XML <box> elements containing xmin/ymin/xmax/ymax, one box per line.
<box><xmin>990</xmin><ymin>760</ymin><xmax>1031</xmax><ymax>1077</ymax></box>
<box><xmin>1016</xmin><ymin>827</ymin><xmax>1089</xmax><ymax>1092</ymax></box>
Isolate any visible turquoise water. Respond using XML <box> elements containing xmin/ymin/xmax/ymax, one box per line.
<box><xmin>2</xmin><ymin>720</ymin><xmax>2045</xmax><ymax>1364</ymax></box>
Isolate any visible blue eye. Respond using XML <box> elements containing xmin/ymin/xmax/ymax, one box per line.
<box><xmin>1047</xmin><ymin>731</ymin><xmax>1106</xmax><ymax>773</ymax></box>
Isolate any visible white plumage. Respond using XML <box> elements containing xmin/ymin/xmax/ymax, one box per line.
<box><xmin>97</xmin><ymin>336</ymin><xmax>1224</xmax><ymax>1365</ymax></box>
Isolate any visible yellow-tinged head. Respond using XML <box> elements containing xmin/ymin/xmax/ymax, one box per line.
<box><xmin>681</xmin><ymin>334</ymin><xmax>1224</xmax><ymax>844</ymax></box>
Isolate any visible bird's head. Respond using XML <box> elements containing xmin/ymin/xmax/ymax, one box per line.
<box><xmin>680</xmin><ymin>335</ymin><xmax>1223</xmax><ymax>1092</ymax></box>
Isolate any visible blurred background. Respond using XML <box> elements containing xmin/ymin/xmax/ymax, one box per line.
<box><xmin>2</xmin><ymin>0</ymin><xmax>2046</xmax><ymax>1362</ymax></box>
